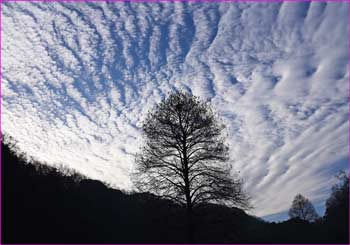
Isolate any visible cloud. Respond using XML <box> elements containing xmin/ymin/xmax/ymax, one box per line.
<box><xmin>2</xmin><ymin>2</ymin><xmax>348</xmax><ymax>218</ymax></box>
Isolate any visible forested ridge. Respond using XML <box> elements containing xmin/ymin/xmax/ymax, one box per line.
<box><xmin>1</xmin><ymin>142</ymin><xmax>348</xmax><ymax>244</ymax></box>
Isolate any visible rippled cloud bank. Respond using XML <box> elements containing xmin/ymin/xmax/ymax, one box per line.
<box><xmin>2</xmin><ymin>2</ymin><xmax>348</xmax><ymax>217</ymax></box>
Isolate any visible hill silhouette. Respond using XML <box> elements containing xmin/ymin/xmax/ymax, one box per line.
<box><xmin>1</xmin><ymin>142</ymin><xmax>348</xmax><ymax>243</ymax></box>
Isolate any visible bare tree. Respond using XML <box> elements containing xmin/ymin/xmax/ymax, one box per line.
<box><xmin>133</xmin><ymin>91</ymin><xmax>250</xmax><ymax>242</ymax></box>
<box><xmin>288</xmin><ymin>194</ymin><xmax>319</xmax><ymax>222</ymax></box>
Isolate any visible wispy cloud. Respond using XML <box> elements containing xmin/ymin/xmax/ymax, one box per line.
<box><xmin>2</xmin><ymin>2</ymin><xmax>348</xmax><ymax>217</ymax></box>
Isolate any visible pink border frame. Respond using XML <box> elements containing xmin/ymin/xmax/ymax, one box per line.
<box><xmin>0</xmin><ymin>0</ymin><xmax>349</xmax><ymax>245</ymax></box>
<box><xmin>0</xmin><ymin>0</ymin><xmax>348</xmax><ymax>2</ymax></box>
<box><xmin>0</xmin><ymin>1</ymin><xmax>3</xmax><ymax>244</ymax></box>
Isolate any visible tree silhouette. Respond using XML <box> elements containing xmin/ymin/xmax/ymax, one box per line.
<box><xmin>325</xmin><ymin>171</ymin><xmax>349</xmax><ymax>218</ymax></box>
<box><xmin>288</xmin><ymin>194</ymin><xmax>319</xmax><ymax>222</ymax></box>
<box><xmin>133</xmin><ymin>91</ymin><xmax>250</xmax><ymax>242</ymax></box>
<box><xmin>324</xmin><ymin>171</ymin><xmax>349</xmax><ymax>243</ymax></box>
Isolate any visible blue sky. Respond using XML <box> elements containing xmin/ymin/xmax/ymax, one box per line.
<box><xmin>2</xmin><ymin>2</ymin><xmax>348</xmax><ymax>221</ymax></box>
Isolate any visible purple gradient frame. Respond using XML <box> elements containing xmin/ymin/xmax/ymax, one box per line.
<box><xmin>0</xmin><ymin>0</ymin><xmax>349</xmax><ymax>244</ymax></box>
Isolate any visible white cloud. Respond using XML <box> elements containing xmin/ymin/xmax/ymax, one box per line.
<box><xmin>2</xmin><ymin>2</ymin><xmax>348</xmax><ymax>218</ymax></box>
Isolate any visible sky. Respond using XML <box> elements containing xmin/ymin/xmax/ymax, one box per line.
<box><xmin>1</xmin><ymin>2</ymin><xmax>349</xmax><ymax>221</ymax></box>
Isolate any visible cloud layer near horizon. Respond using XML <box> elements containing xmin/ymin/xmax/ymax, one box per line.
<box><xmin>2</xmin><ymin>2</ymin><xmax>348</xmax><ymax>218</ymax></box>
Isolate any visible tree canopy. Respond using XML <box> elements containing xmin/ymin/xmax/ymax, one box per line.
<box><xmin>288</xmin><ymin>194</ymin><xmax>319</xmax><ymax>222</ymax></box>
<box><xmin>133</xmin><ymin>91</ymin><xmax>250</xmax><ymax>241</ymax></box>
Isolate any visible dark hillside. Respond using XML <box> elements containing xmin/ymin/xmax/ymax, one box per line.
<box><xmin>1</xmin><ymin>142</ymin><xmax>186</xmax><ymax>243</ymax></box>
<box><xmin>1</xmin><ymin>142</ymin><xmax>260</xmax><ymax>243</ymax></box>
<box><xmin>1</xmin><ymin>142</ymin><xmax>348</xmax><ymax>243</ymax></box>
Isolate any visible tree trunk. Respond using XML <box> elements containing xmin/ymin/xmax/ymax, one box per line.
<box><xmin>184</xmin><ymin>158</ymin><xmax>194</xmax><ymax>243</ymax></box>
<box><xmin>182</xmin><ymin>125</ymin><xmax>194</xmax><ymax>243</ymax></box>
<box><xmin>186</xmin><ymin>204</ymin><xmax>195</xmax><ymax>243</ymax></box>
